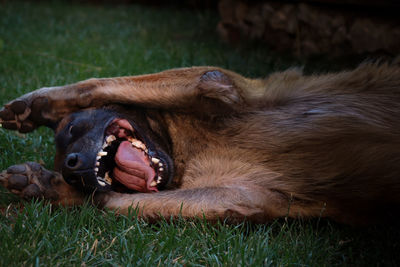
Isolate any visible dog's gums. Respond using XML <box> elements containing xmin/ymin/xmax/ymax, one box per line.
<box><xmin>94</xmin><ymin>118</ymin><xmax>165</xmax><ymax>192</ymax></box>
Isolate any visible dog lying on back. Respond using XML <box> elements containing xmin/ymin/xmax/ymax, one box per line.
<box><xmin>1</xmin><ymin>64</ymin><xmax>400</xmax><ymax>224</ymax></box>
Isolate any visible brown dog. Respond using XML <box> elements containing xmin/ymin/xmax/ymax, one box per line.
<box><xmin>1</xmin><ymin>64</ymin><xmax>400</xmax><ymax>224</ymax></box>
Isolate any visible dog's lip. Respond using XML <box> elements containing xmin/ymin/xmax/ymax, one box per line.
<box><xmin>62</xmin><ymin>168</ymin><xmax>102</xmax><ymax>190</ymax></box>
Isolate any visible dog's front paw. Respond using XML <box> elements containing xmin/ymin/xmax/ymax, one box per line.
<box><xmin>0</xmin><ymin>162</ymin><xmax>61</xmax><ymax>201</ymax></box>
<box><xmin>0</xmin><ymin>82</ymin><xmax>96</xmax><ymax>133</ymax></box>
<box><xmin>0</xmin><ymin>92</ymin><xmax>52</xmax><ymax>133</ymax></box>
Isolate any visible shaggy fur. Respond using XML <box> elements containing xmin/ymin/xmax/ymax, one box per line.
<box><xmin>1</xmin><ymin>64</ymin><xmax>400</xmax><ymax>224</ymax></box>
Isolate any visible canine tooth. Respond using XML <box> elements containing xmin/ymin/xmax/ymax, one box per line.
<box><xmin>151</xmin><ymin>158</ymin><xmax>160</xmax><ymax>164</ymax></box>
<box><xmin>96</xmin><ymin>161</ymin><xmax>100</xmax><ymax>166</ymax></box>
<box><xmin>98</xmin><ymin>151</ymin><xmax>107</xmax><ymax>156</ymax></box>
<box><xmin>150</xmin><ymin>181</ymin><xmax>157</xmax><ymax>187</ymax></box>
<box><xmin>98</xmin><ymin>180</ymin><xmax>106</xmax><ymax>186</ymax></box>
<box><xmin>106</xmin><ymin>135</ymin><xmax>116</xmax><ymax>143</ymax></box>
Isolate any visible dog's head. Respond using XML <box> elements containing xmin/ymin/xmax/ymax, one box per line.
<box><xmin>52</xmin><ymin>106</ymin><xmax>173</xmax><ymax>193</ymax></box>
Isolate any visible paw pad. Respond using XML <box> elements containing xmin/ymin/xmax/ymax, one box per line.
<box><xmin>0</xmin><ymin>162</ymin><xmax>59</xmax><ymax>201</ymax></box>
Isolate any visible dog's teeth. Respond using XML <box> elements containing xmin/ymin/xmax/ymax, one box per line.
<box><xmin>98</xmin><ymin>151</ymin><xmax>107</xmax><ymax>156</ymax></box>
<box><xmin>96</xmin><ymin>156</ymin><xmax>101</xmax><ymax>160</ymax></box>
<box><xmin>151</xmin><ymin>158</ymin><xmax>160</xmax><ymax>164</ymax></box>
<box><xmin>96</xmin><ymin>161</ymin><xmax>100</xmax><ymax>166</ymax></box>
<box><xmin>94</xmin><ymin>167</ymin><xmax>99</xmax><ymax>172</ymax></box>
<box><xmin>131</xmin><ymin>140</ymin><xmax>145</xmax><ymax>149</ymax></box>
<box><xmin>106</xmin><ymin>135</ymin><xmax>116</xmax><ymax>143</ymax></box>
<box><xmin>129</xmin><ymin>138</ymin><xmax>140</xmax><ymax>145</ymax></box>
<box><xmin>150</xmin><ymin>181</ymin><xmax>157</xmax><ymax>187</ymax></box>
<box><xmin>97</xmin><ymin>177</ymin><xmax>107</xmax><ymax>186</ymax></box>
<box><xmin>159</xmin><ymin>167</ymin><xmax>164</xmax><ymax>172</ymax></box>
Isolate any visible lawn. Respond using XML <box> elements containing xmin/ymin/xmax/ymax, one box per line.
<box><xmin>0</xmin><ymin>1</ymin><xmax>399</xmax><ymax>266</ymax></box>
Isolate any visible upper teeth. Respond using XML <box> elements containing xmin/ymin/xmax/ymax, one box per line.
<box><xmin>106</xmin><ymin>135</ymin><xmax>116</xmax><ymax>143</ymax></box>
<box><xmin>94</xmin><ymin>135</ymin><xmax>116</xmax><ymax>182</ymax></box>
<box><xmin>131</xmin><ymin>140</ymin><xmax>146</xmax><ymax>150</ymax></box>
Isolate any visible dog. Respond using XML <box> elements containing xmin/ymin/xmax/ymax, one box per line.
<box><xmin>1</xmin><ymin>64</ymin><xmax>400</xmax><ymax>224</ymax></box>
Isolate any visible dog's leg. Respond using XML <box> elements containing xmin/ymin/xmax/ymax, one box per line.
<box><xmin>0</xmin><ymin>67</ymin><xmax>251</xmax><ymax>133</ymax></box>
<box><xmin>94</xmin><ymin>186</ymin><xmax>289</xmax><ymax>223</ymax></box>
<box><xmin>0</xmin><ymin>162</ymin><xmax>85</xmax><ymax>206</ymax></box>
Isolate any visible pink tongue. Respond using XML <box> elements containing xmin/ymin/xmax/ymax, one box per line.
<box><xmin>114</xmin><ymin>141</ymin><xmax>157</xmax><ymax>192</ymax></box>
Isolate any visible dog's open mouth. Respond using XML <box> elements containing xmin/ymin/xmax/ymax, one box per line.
<box><xmin>94</xmin><ymin>118</ymin><xmax>166</xmax><ymax>192</ymax></box>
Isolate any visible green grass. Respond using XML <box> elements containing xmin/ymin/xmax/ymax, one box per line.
<box><xmin>0</xmin><ymin>1</ymin><xmax>399</xmax><ymax>266</ymax></box>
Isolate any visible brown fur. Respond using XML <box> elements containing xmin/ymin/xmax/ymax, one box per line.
<box><xmin>1</xmin><ymin>63</ymin><xmax>400</xmax><ymax>224</ymax></box>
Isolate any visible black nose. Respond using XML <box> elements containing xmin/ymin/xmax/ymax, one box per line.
<box><xmin>64</xmin><ymin>153</ymin><xmax>84</xmax><ymax>171</ymax></box>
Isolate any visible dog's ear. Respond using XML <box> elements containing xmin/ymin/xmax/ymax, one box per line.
<box><xmin>198</xmin><ymin>70</ymin><xmax>242</xmax><ymax>105</ymax></box>
<box><xmin>199</xmin><ymin>70</ymin><xmax>233</xmax><ymax>92</ymax></box>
